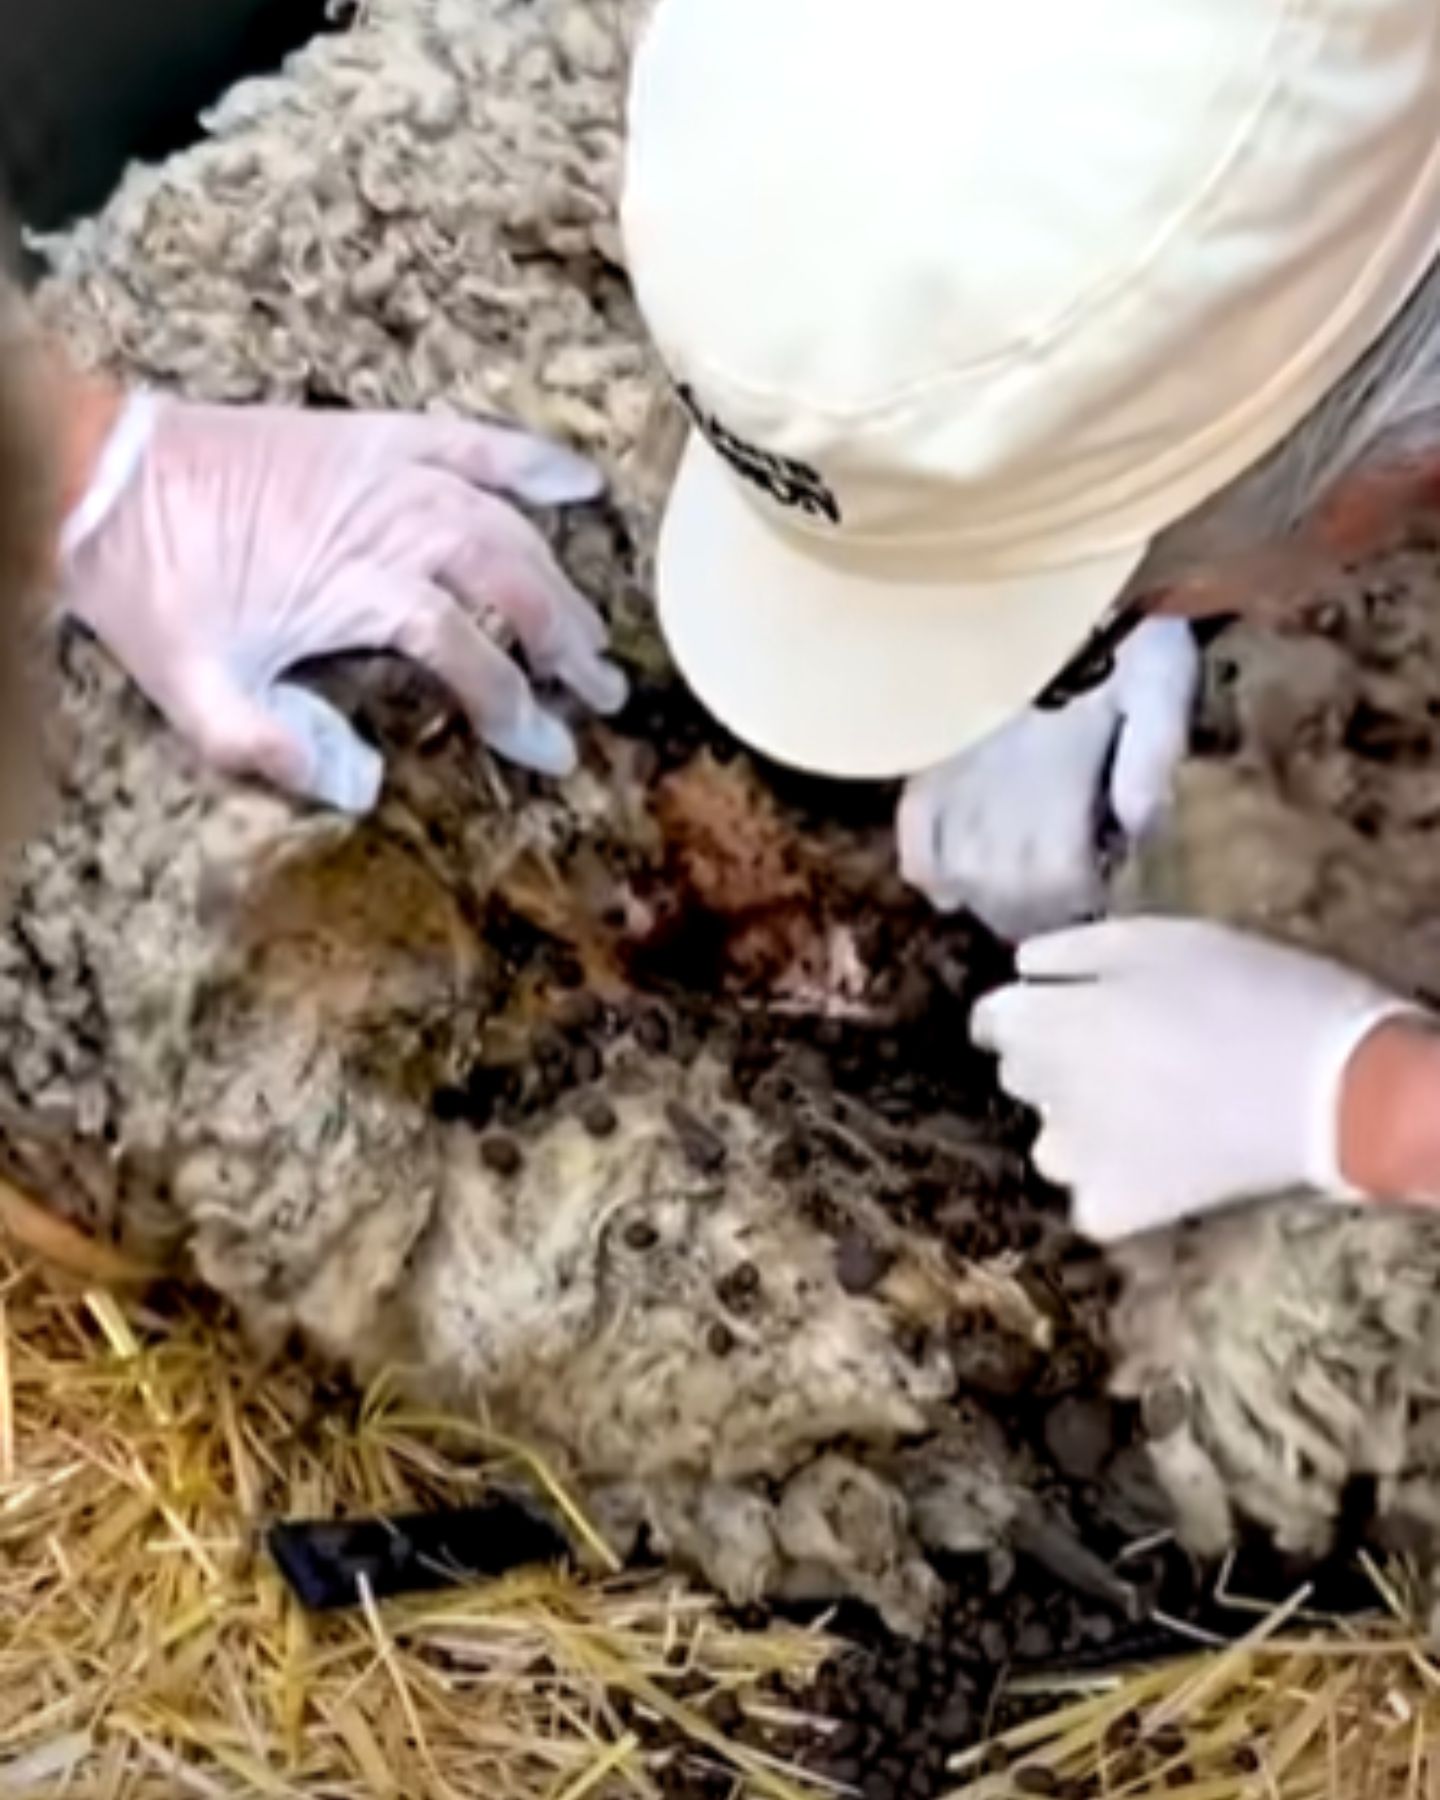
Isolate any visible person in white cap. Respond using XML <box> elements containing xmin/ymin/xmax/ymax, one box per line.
<box><xmin>620</xmin><ymin>0</ymin><xmax>1440</xmax><ymax>1241</ymax></box>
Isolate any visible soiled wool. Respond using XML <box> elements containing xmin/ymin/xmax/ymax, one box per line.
<box><xmin>5</xmin><ymin>0</ymin><xmax>1052</xmax><ymax>1632</ymax></box>
<box><xmin>1110</xmin><ymin>1197</ymin><xmax>1440</xmax><ymax>1560</ymax></box>
<box><xmin>1113</xmin><ymin>548</ymin><xmax>1440</xmax><ymax>1564</ymax></box>
<box><xmin>5</xmin><ymin>624</ymin><xmax>1049</xmax><ymax>1631</ymax></box>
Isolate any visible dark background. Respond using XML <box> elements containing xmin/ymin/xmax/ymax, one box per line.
<box><xmin>0</xmin><ymin>0</ymin><xmax>336</xmax><ymax>240</ymax></box>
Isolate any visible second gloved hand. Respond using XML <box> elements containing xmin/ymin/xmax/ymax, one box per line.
<box><xmin>897</xmin><ymin>618</ymin><xmax>1199</xmax><ymax>939</ymax></box>
<box><xmin>972</xmin><ymin>917</ymin><xmax>1416</xmax><ymax>1240</ymax></box>
<box><xmin>59</xmin><ymin>394</ymin><xmax>628</xmax><ymax>812</ymax></box>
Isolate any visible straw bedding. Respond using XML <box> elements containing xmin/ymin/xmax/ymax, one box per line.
<box><xmin>0</xmin><ymin>1232</ymin><xmax>835</xmax><ymax>1798</ymax></box>
<box><xmin>5</xmin><ymin>1220</ymin><xmax>1437</xmax><ymax>1798</ymax></box>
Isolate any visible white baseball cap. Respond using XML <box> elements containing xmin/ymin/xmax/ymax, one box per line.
<box><xmin>621</xmin><ymin>0</ymin><xmax>1440</xmax><ymax>779</ymax></box>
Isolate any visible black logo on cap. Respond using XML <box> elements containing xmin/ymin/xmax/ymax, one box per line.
<box><xmin>676</xmin><ymin>383</ymin><xmax>842</xmax><ymax>525</ymax></box>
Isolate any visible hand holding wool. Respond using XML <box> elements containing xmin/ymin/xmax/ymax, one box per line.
<box><xmin>60</xmin><ymin>395</ymin><xmax>626</xmax><ymax>811</ymax></box>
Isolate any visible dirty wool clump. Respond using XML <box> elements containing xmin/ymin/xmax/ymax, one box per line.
<box><xmin>5</xmin><ymin>634</ymin><xmax>1103</xmax><ymax>1635</ymax></box>
<box><xmin>4</xmin><ymin>0</ymin><xmax>1141</xmax><ymax>1635</ymax></box>
<box><xmin>1114</xmin><ymin>544</ymin><xmax>1440</xmax><ymax>1566</ymax></box>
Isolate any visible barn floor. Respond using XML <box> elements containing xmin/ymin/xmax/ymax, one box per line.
<box><xmin>0</xmin><ymin>1222</ymin><xmax>1435</xmax><ymax>1799</ymax></box>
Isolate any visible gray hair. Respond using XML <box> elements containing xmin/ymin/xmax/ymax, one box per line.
<box><xmin>1136</xmin><ymin>252</ymin><xmax>1440</xmax><ymax>596</ymax></box>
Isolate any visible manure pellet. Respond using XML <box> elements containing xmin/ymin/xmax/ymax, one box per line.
<box><xmin>480</xmin><ymin>1134</ymin><xmax>524</xmax><ymax>1176</ymax></box>
<box><xmin>978</xmin><ymin>1621</ymin><xmax>1009</xmax><ymax>1663</ymax></box>
<box><xmin>665</xmin><ymin>1100</ymin><xmax>728</xmax><ymax>1173</ymax></box>
<box><xmin>580</xmin><ymin>1095</ymin><xmax>618</xmax><ymax>1138</ymax></box>
<box><xmin>1147</xmin><ymin>1721</ymin><xmax>1186</xmax><ymax>1759</ymax></box>
<box><xmin>1080</xmin><ymin>1610</ymin><xmax>1116</xmax><ymax>1647</ymax></box>
<box><xmin>835</xmin><ymin>1232</ymin><xmax>891</xmax><ymax>1295</ymax></box>
<box><xmin>880</xmin><ymin>1693</ymin><xmax>907</xmax><ymax>1730</ymax></box>
<box><xmin>1105</xmin><ymin>1710</ymin><xmax>1142</xmax><ymax>1749</ymax></box>
<box><xmin>709</xmin><ymin>1692</ymin><xmax>743</xmax><ymax>1732</ymax></box>
<box><xmin>1015</xmin><ymin>1620</ymin><xmax>1058</xmax><ymax>1656</ymax></box>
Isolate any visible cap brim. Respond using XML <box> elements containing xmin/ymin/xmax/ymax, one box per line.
<box><xmin>657</xmin><ymin>435</ymin><xmax>1149</xmax><ymax>779</ymax></box>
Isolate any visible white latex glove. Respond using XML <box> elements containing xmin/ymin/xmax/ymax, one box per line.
<box><xmin>897</xmin><ymin>618</ymin><xmax>1199</xmax><ymax>939</ymax></box>
<box><xmin>59</xmin><ymin>393</ymin><xmax>627</xmax><ymax>812</ymax></box>
<box><xmin>972</xmin><ymin>917</ymin><xmax>1416</xmax><ymax>1241</ymax></box>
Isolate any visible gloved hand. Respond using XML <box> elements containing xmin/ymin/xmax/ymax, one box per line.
<box><xmin>897</xmin><ymin>618</ymin><xmax>1199</xmax><ymax>939</ymax></box>
<box><xmin>59</xmin><ymin>393</ymin><xmax>627</xmax><ymax>812</ymax></box>
<box><xmin>972</xmin><ymin>917</ymin><xmax>1417</xmax><ymax>1241</ymax></box>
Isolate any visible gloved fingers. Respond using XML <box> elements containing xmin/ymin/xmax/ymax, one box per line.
<box><xmin>405</xmin><ymin>414</ymin><xmax>605</xmax><ymax>507</ymax></box>
<box><xmin>968</xmin><ymin>988</ymin><xmax>1006</xmax><ymax>1059</ymax></box>
<box><xmin>182</xmin><ymin>682</ymin><xmax>382</xmax><ymax>814</ymax></box>
<box><xmin>1014</xmin><ymin>916</ymin><xmax>1166</xmax><ymax>981</ymax></box>
<box><xmin>1037</xmin><ymin>1146</ymin><xmax>1172</xmax><ymax>1244</ymax></box>
<box><xmin>372</xmin><ymin>467</ymin><xmax>594</xmax><ymax>652</ymax></box>
<box><xmin>1065</xmin><ymin>1176</ymin><xmax>1148</xmax><ymax>1245</ymax></box>
<box><xmin>897</xmin><ymin>769</ymin><xmax>1100</xmax><ymax>932</ymax></box>
<box><xmin>1108</xmin><ymin>702</ymin><xmax>1188</xmax><ymax>841</ymax></box>
<box><xmin>897</xmin><ymin>696</ymin><xmax>1123</xmax><ymax>934</ymax></box>
<box><xmin>896</xmin><ymin>770</ymin><xmax>960</xmax><ymax>911</ymax></box>
<box><xmin>387</xmin><ymin>576</ymin><xmax>578</xmax><ymax>777</ymax></box>
<box><xmin>991</xmin><ymin>1039</ymin><xmax>1154</xmax><ymax>1239</ymax></box>
<box><xmin>264</xmin><ymin>683</ymin><xmax>384</xmax><ymax>814</ymax></box>
<box><xmin>438</xmin><ymin>502</ymin><xmax>626</xmax><ymax>715</ymax></box>
<box><xmin>548</xmin><ymin>633</ymin><xmax>630</xmax><ymax>716</ymax></box>
<box><xmin>974</xmin><ymin>987</ymin><xmax>1142</xmax><ymax>1240</ymax></box>
<box><xmin>970</xmin><ymin>876</ymin><xmax>1104</xmax><ymax>946</ymax></box>
<box><xmin>970</xmin><ymin>980</ymin><xmax>1065</xmax><ymax>1063</ymax></box>
<box><xmin>159</xmin><ymin>657</ymin><xmax>323</xmax><ymax>798</ymax></box>
<box><xmin>1109</xmin><ymin>620</ymin><xmax>1200</xmax><ymax>839</ymax></box>
<box><xmin>1113</xmin><ymin>616</ymin><xmax>1199</xmax><ymax>700</ymax></box>
<box><xmin>998</xmin><ymin>850</ymin><xmax>1106</xmax><ymax>944</ymax></box>
<box><xmin>1030</xmin><ymin>1117</ymin><xmax>1083</xmax><ymax>1197</ymax></box>
<box><xmin>406</xmin><ymin>468</ymin><xmax>611</xmax><ymax>660</ymax></box>
<box><xmin>1017</xmin><ymin>914</ymin><xmax>1249</xmax><ymax>981</ymax></box>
